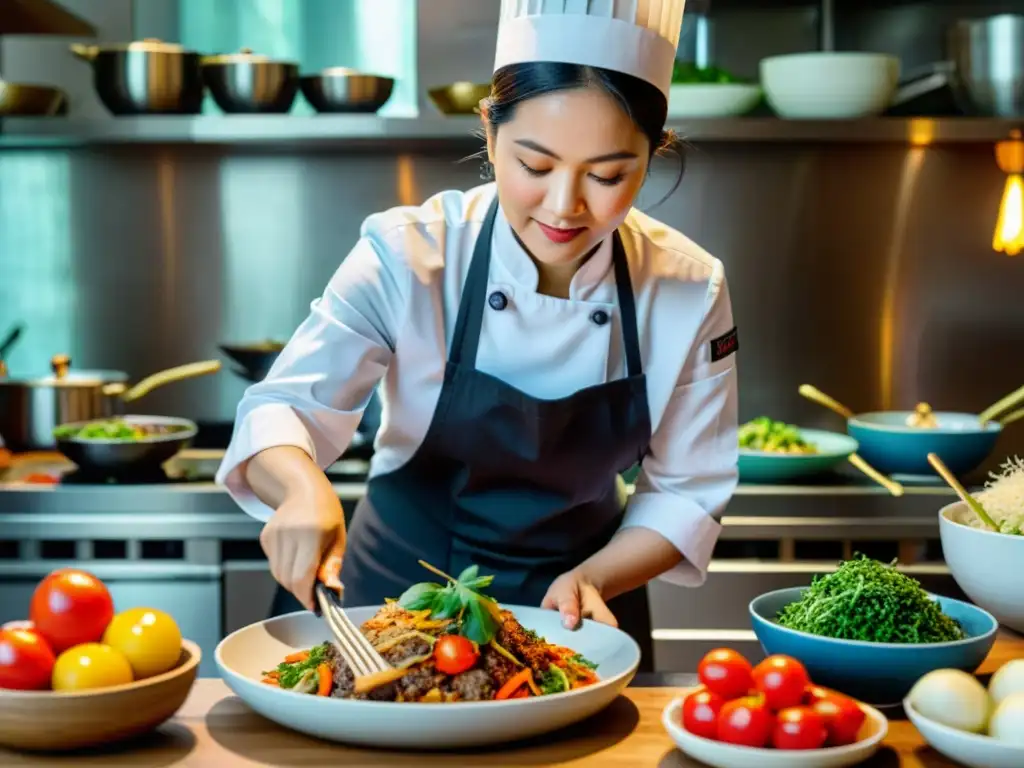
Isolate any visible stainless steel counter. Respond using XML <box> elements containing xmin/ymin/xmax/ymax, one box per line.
<box><xmin>0</xmin><ymin>458</ymin><xmax>963</xmax><ymax>675</ymax></box>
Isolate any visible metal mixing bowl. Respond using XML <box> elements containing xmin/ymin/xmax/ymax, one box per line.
<box><xmin>427</xmin><ymin>82</ymin><xmax>491</xmax><ymax>115</ymax></box>
<box><xmin>300</xmin><ymin>69</ymin><xmax>395</xmax><ymax>113</ymax></box>
<box><xmin>0</xmin><ymin>82</ymin><xmax>67</xmax><ymax>116</ymax></box>
<box><xmin>948</xmin><ymin>14</ymin><xmax>1024</xmax><ymax>117</ymax></box>
<box><xmin>201</xmin><ymin>49</ymin><xmax>299</xmax><ymax>114</ymax></box>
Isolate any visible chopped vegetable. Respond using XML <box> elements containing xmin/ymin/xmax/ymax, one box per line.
<box><xmin>775</xmin><ymin>555</ymin><xmax>964</xmax><ymax>643</ymax></box>
<box><xmin>495</xmin><ymin>668</ymin><xmax>534</xmax><ymax>700</ymax></box>
<box><xmin>672</xmin><ymin>61</ymin><xmax>748</xmax><ymax>84</ymax></box>
<box><xmin>316</xmin><ymin>663</ymin><xmax>332</xmax><ymax>696</ymax></box>
<box><xmin>963</xmin><ymin>456</ymin><xmax>1024</xmax><ymax>535</ymax></box>
<box><xmin>433</xmin><ymin>634</ymin><xmax>479</xmax><ymax>675</ymax></box>
<box><xmin>538</xmin><ymin>664</ymin><xmax>570</xmax><ymax>695</ymax></box>
<box><xmin>53</xmin><ymin>419</ymin><xmax>189</xmax><ymax>442</ymax></box>
<box><xmin>739</xmin><ymin>417</ymin><xmax>817</xmax><ymax>454</ymax></box>
<box><xmin>266</xmin><ymin>642</ymin><xmax>330</xmax><ymax>689</ymax></box>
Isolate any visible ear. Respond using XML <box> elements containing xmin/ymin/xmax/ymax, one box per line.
<box><xmin>479</xmin><ymin>101</ymin><xmax>496</xmax><ymax>165</ymax></box>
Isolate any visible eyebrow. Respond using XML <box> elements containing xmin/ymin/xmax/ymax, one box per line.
<box><xmin>514</xmin><ymin>139</ymin><xmax>637</xmax><ymax>164</ymax></box>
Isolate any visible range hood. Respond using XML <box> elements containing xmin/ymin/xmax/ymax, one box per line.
<box><xmin>0</xmin><ymin>0</ymin><xmax>96</xmax><ymax>36</ymax></box>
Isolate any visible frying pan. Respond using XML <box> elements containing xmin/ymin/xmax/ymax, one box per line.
<box><xmin>54</xmin><ymin>415</ymin><xmax>197</xmax><ymax>477</ymax></box>
<box><xmin>218</xmin><ymin>341</ymin><xmax>285</xmax><ymax>383</ymax></box>
<box><xmin>799</xmin><ymin>384</ymin><xmax>1024</xmax><ymax>477</ymax></box>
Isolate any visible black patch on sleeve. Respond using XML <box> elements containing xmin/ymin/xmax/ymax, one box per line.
<box><xmin>710</xmin><ymin>327</ymin><xmax>738</xmax><ymax>362</ymax></box>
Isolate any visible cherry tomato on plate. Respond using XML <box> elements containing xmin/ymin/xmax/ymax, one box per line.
<box><xmin>433</xmin><ymin>634</ymin><xmax>479</xmax><ymax>675</ymax></box>
<box><xmin>772</xmin><ymin>706</ymin><xmax>828</xmax><ymax>750</ymax></box>
<box><xmin>752</xmin><ymin>655</ymin><xmax>810</xmax><ymax>711</ymax></box>
<box><xmin>681</xmin><ymin>687</ymin><xmax>725</xmax><ymax>740</ymax></box>
<box><xmin>717</xmin><ymin>694</ymin><xmax>773</xmax><ymax>748</ymax></box>
<box><xmin>811</xmin><ymin>692</ymin><xmax>866</xmax><ymax>746</ymax></box>
<box><xmin>697</xmin><ymin>648</ymin><xmax>754</xmax><ymax>700</ymax></box>
<box><xmin>0</xmin><ymin>628</ymin><xmax>56</xmax><ymax>690</ymax></box>
<box><xmin>30</xmin><ymin>569</ymin><xmax>115</xmax><ymax>653</ymax></box>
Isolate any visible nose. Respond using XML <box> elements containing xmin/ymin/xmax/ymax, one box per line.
<box><xmin>544</xmin><ymin>171</ymin><xmax>586</xmax><ymax>221</ymax></box>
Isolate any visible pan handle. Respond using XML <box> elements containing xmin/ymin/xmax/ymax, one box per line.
<box><xmin>798</xmin><ymin>384</ymin><xmax>856</xmax><ymax>421</ymax></box>
<box><xmin>0</xmin><ymin>323</ymin><xmax>24</xmax><ymax>361</ymax></box>
<box><xmin>105</xmin><ymin>360</ymin><xmax>222</xmax><ymax>402</ymax></box>
<box><xmin>979</xmin><ymin>384</ymin><xmax>1024</xmax><ymax>426</ymax></box>
<box><xmin>847</xmin><ymin>454</ymin><xmax>904</xmax><ymax>497</ymax></box>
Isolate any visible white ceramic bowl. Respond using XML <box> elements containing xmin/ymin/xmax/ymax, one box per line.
<box><xmin>667</xmin><ymin>83</ymin><xmax>762</xmax><ymax>118</ymax></box>
<box><xmin>940</xmin><ymin>501</ymin><xmax>1024</xmax><ymax>633</ymax></box>
<box><xmin>760</xmin><ymin>53</ymin><xmax>900</xmax><ymax>119</ymax></box>
<box><xmin>662</xmin><ymin>689</ymin><xmax>888</xmax><ymax>768</ymax></box>
<box><xmin>905</xmin><ymin>698</ymin><xmax>1024</xmax><ymax>768</ymax></box>
<box><xmin>216</xmin><ymin>605</ymin><xmax>640</xmax><ymax>749</ymax></box>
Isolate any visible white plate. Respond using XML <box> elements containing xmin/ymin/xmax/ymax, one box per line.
<box><xmin>904</xmin><ymin>698</ymin><xmax>1024</xmax><ymax>768</ymax></box>
<box><xmin>215</xmin><ymin>605</ymin><xmax>640</xmax><ymax>749</ymax></box>
<box><xmin>662</xmin><ymin>688</ymin><xmax>888</xmax><ymax>768</ymax></box>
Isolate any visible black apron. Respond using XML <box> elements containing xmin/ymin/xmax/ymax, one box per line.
<box><xmin>271</xmin><ymin>197</ymin><xmax>655</xmax><ymax>670</ymax></box>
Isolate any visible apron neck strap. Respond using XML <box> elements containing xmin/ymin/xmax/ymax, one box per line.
<box><xmin>449</xmin><ymin>196</ymin><xmax>644</xmax><ymax>378</ymax></box>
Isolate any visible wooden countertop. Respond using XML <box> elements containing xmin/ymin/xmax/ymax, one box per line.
<box><xmin>4</xmin><ymin>631</ymin><xmax>1022</xmax><ymax>767</ymax></box>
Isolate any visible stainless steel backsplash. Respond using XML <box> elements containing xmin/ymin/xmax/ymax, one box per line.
<box><xmin>1</xmin><ymin>0</ymin><xmax>1022</xmax><ymax>473</ymax></box>
<box><xmin>2</xmin><ymin>141</ymin><xmax>1022</xmax><ymax>472</ymax></box>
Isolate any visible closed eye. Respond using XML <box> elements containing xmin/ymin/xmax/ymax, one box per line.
<box><xmin>519</xmin><ymin>159</ymin><xmax>625</xmax><ymax>187</ymax></box>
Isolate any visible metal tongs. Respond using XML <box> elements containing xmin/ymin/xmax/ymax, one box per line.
<box><xmin>314</xmin><ymin>544</ymin><xmax>403</xmax><ymax>695</ymax></box>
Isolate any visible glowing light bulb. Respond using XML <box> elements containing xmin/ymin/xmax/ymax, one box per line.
<box><xmin>993</xmin><ymin>174</ymin><xmax>1024</xmax><ymax>257</ymax></box>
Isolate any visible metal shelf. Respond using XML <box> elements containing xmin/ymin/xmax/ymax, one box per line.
<box><xmin>1</xmin><ymin>115</ymin><xmax>1022</xmax><ymax>148</ymax></box>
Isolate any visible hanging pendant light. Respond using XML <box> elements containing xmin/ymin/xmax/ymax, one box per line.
<box><xmin>993</xmin><ymin>130</ymin><xmax>1024</xmax><ymax>257</ymax></box>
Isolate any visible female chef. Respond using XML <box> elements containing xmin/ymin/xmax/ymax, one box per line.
<box><xmin>217</xmin><ymin>0</ymin><xmax>739</xmax><ymax>667</ymax></box>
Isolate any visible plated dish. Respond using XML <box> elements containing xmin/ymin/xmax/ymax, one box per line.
<box><xmin>737</xmin><ymin>418</ymin><xmax>857</xmax><ymax>483</ymax></box>
<box><xmin>216</xmin><ymin>566</ymin><xmax>640</xmax><ymax>748</ymax></box>
<box><xmin>53</xmin><ymin>417</ymin><xmax>193</xmax><ymax>442</ymax></box>
<box><xmin>739</xmin><ymin>417</ymin><xmax>818</xmax><ymax>454</ymax></box>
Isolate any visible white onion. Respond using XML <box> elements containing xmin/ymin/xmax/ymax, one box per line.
<box><xmin>989</xmin><ymin>660</ymin><xmax>1024</xmax><ymax>706</ymax></box>
<box><xmin>989</xmin><ymin>692</ymin><xmax>1024</xmax><ymax>744</ymax></box>
<box><xmin>907</xmin><ymin>669</ymin><xmax>990</xmax><ymax>733</ymax></box>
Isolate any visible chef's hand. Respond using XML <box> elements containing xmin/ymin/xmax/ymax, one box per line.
<box><xmin>260</xmin><ymin>484</ymin><xmax>345</xmax><ymax>611</ymax></box>
<box><xmin>542</xmin><ymin>569</ymin><xmax>617</xmax><ymax>630</ymax></box>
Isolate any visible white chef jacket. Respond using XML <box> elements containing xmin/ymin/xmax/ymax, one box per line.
<box><xmin>216</xmin><ymin>182</ymin><xmax>739</xmax><ymax>587</ymax></box>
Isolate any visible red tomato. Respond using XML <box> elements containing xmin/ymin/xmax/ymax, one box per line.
<box><xmin>811</xmin><ymin>693</ymin><xmax>866</xmax><ymax>746</ymax></box>
<box><xmin>803</xmin><ymin>684</ymin><xmax>831</xmax><ymax>704</ymax></box>
<box><xmin>772</xmin><ymin>706</ymin><xmax>828</xmax><ymax>750</ymax></box>
<box><xmin>29</xmin><ymin>569</ymin><xmax>115</xmax><ymax>653</ymax></box>
<box><xmin>0</xmin><ymin>628</ymin><xmax>56</xmax><ymax>690</ymax></box>
<box><xmin>681</xmin><ymin>687</ymin><xmax>725</xmax><ymax>740</ymax></box>
<box><xmin>752</xmin><ymin>655</ymin><xmax>810</xmax><ymax>711</ymax></box>
<box><xmin>1</xmin><ymin>619</ymin><xmax>35</xmax><ymax>633</ymax></box>
<box><xmin>697</xmin><ymin>648</ymin><xmax>754</xmax><ymax>700</ymax></box>
<box><xmin>717</xmin><ymin>695</ymin><xmax>773</xmax><ymax>748</ymax></box>
<box><xmin>432</xmin><ymin>634</ymin><xmax>479</xmax><ymax>675</ymax></box>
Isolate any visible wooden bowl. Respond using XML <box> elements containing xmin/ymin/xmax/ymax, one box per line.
<box><xmin>0</xmin><ymin>639</ymin><xmax>200</xmax><ymax>752</ymax></box>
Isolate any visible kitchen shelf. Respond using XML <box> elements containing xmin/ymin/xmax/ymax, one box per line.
<box><xmin>1</xmin><ymin>115</ymin><xmax>1022</xmax><ymax>148</ymax></box>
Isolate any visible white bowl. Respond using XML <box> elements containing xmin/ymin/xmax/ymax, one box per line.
<box><xmin>667</xmin><ymin>83</ymin><xmax>762</xmax><ymax>118</ymax></box>
<box><xmin>905</xmin><ymin>698</ymin><xmax>1024</xmax><ymax>768</ymax></box>
<box><xmin>215</xmin><ymin>605</ymin><xmax>640</xmax><ymax>749</ymax></box>
<box><xmin>662</xmin><ymin>689</ymin><xmax>888</xmax><ymax>768</ymax></box>
<box><xmin>760</xmin><ymin>52</ymin><xmax>900</xmax><ymax>119</ymax></box>
<box><xmin>940</xmin><ymin>501</ymin><xmax>1024</xmax><ymax>633</ymax></box>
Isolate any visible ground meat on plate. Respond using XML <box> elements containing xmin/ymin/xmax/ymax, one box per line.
<box><xmin>396</xmin><ymin>665</ymin><xmax>446</xmax><ymax>700</ymax></box>
<box><xmin>481</xmin><ymin>647</ymin><xmax>517</xmax><ymax>688</ymax></box>
<box><xmin>447</xmin><ymin>669</ymin><xmax>493</xmax><ymax>701</ymax></box>
<box><xmin>497</xmin><ymin>612</ymin><xmax>549</xmax><ymax>672</ymax></box>
<box><xmin>381</xmin><ymin>637</ymin><xmax>432</xmax><ymax>667</ymax></box>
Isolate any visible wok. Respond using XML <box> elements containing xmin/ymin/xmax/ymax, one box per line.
<box><xmin>0</xmin><ymin>356</ymin><xmax>221</xmax><ymax>451</ymax></box>
<box><xmin>799</xmin><ymin>384</ymin><xmax>1024</xmax><ymax>477</ymax></box>
<box><xmin>54</xmin><ymin>415</ymin><xmax>197</xmax><ymax>477</ymax></box>
<box><xmin>218</xmin><ymin>341</ymin><xmax>285</xmax><ymax>383</ymax></box>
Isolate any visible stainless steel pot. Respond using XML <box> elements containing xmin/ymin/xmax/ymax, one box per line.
<box><xmin>300</xmin><ymin>68</ymin><xmax>395</xmax><ymax>113</ymax></box>
<box><xmin>69</xmin><ymin>38</ymin><xmax>204</xmax><ymax>115</ymax></box>
<box><xmin>201</xmin><ymin>48</ymin><xmax>299</xmax><ymax>114</ymax></box>
<box><xmin>0</xmin><ymin>355</ymin><xmax>220</xmax><ymax>452</ymax></box>
<box><xmin>948</xmin><ymin>14</ymin><xmax>1024</xmax><ymax>117</ymax></box>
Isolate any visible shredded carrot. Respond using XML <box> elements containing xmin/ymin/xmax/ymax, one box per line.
<box><xmin>284</xmin><ymin>651</ymin><xmax>309</xmax><ymax>664</ymax></box>
<box><xmin>495</xmin><ymin>668</ymin><xmax>533</xmax><ymax>700</ymax></box>
<box><xmin>510</xmin><ymin>688</ymin><xmax>529</xmax><ymax>698</ymax></box>
<box><xmin>316</xmin><ymin>663</ymin><xmax>332</xmax><ymax>696</ymax></box>
<box><xmin>260</xmin><ymin>677</ymin><xmax>279</xmax><ymax>686</ymax></box>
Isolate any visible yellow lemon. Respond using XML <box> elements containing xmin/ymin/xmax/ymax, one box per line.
<box><xmin>52</xmin><ymin>643</ymin><xmax>133</xmax><ymax>691</ymax></box>
<box><xmin>102</xmin><ymin>607</ymin><xmax>182</xmax><ymax>679</ymax></box>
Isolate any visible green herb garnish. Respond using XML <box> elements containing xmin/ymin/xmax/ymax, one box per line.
<box><xmin>398</xmin><ymin>561</ymin><xmax>503</xmax><ymax>645</ymax></box>
<box><xmin>537</xmin><ymin>665</ymin><xmax>570</xmax><ymax>695</ymax></box>
<box><xmin>570</xmin><ymin>653</ymin><xmax>597</xmax><ymax>670</ymax></box>
<box><xmin>267</xmin><ymin>642</ymin><xmax>330</xmax><ymax>689</ymax></box>
<box><xmin>775</xmin><ymin>555</ymin><xmax>964</xmax><ymax>644</ymax></box>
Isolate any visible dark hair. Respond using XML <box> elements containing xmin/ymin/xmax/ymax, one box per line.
<box><xmin>480</xmin><ymin>62</ymin><xmax>685</xmax><ymax>204</ymax></box>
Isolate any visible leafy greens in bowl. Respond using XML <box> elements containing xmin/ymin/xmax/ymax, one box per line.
<box><xmin>749</xmin><ymin>557</ymin><xmax>998</xmax><ymax>705</ymax></box>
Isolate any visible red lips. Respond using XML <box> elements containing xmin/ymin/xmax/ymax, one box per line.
<box><xmin>536</xmin><ymin>221</ymin><xmax>586</xmax><ymax>243</ymax></box>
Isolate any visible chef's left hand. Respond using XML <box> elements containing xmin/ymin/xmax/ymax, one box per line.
<box><xmin>542</xmin><ymin>569</ymin><xmax>617</xmax><ymax>630</ymax></box>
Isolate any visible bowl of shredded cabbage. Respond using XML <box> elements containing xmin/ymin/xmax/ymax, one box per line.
<box><xmin>940</xmin><ymin>456</ymin><xmax>1024</xmax><ymax>633</ymax></box>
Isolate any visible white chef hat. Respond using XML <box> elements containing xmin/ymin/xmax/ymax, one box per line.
<box><xmin>493</xmin><ymin>0</ymin><xmax>687</xmax><ymax>99</ymax></box>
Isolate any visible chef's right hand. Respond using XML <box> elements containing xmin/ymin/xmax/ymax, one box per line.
<box><xmin>260</xmin><ymin>484</ymin><xmax>346</xmax><ymax>611</ymax></box>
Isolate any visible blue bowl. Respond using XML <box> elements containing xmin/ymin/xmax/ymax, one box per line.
<box><xmin>847</xmin><ymin>412</ymin><xmax>1000</xmax><ymax>477</ymax></box>
<box><xmin>739</xmin><ymin>429</ymin><xmax>858</xmax><ymax>483</ymax></box>
<box><xmin>749</xmin><ymin>586</ymin><xmax>998</xmax><ymax>706</ymax></box>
